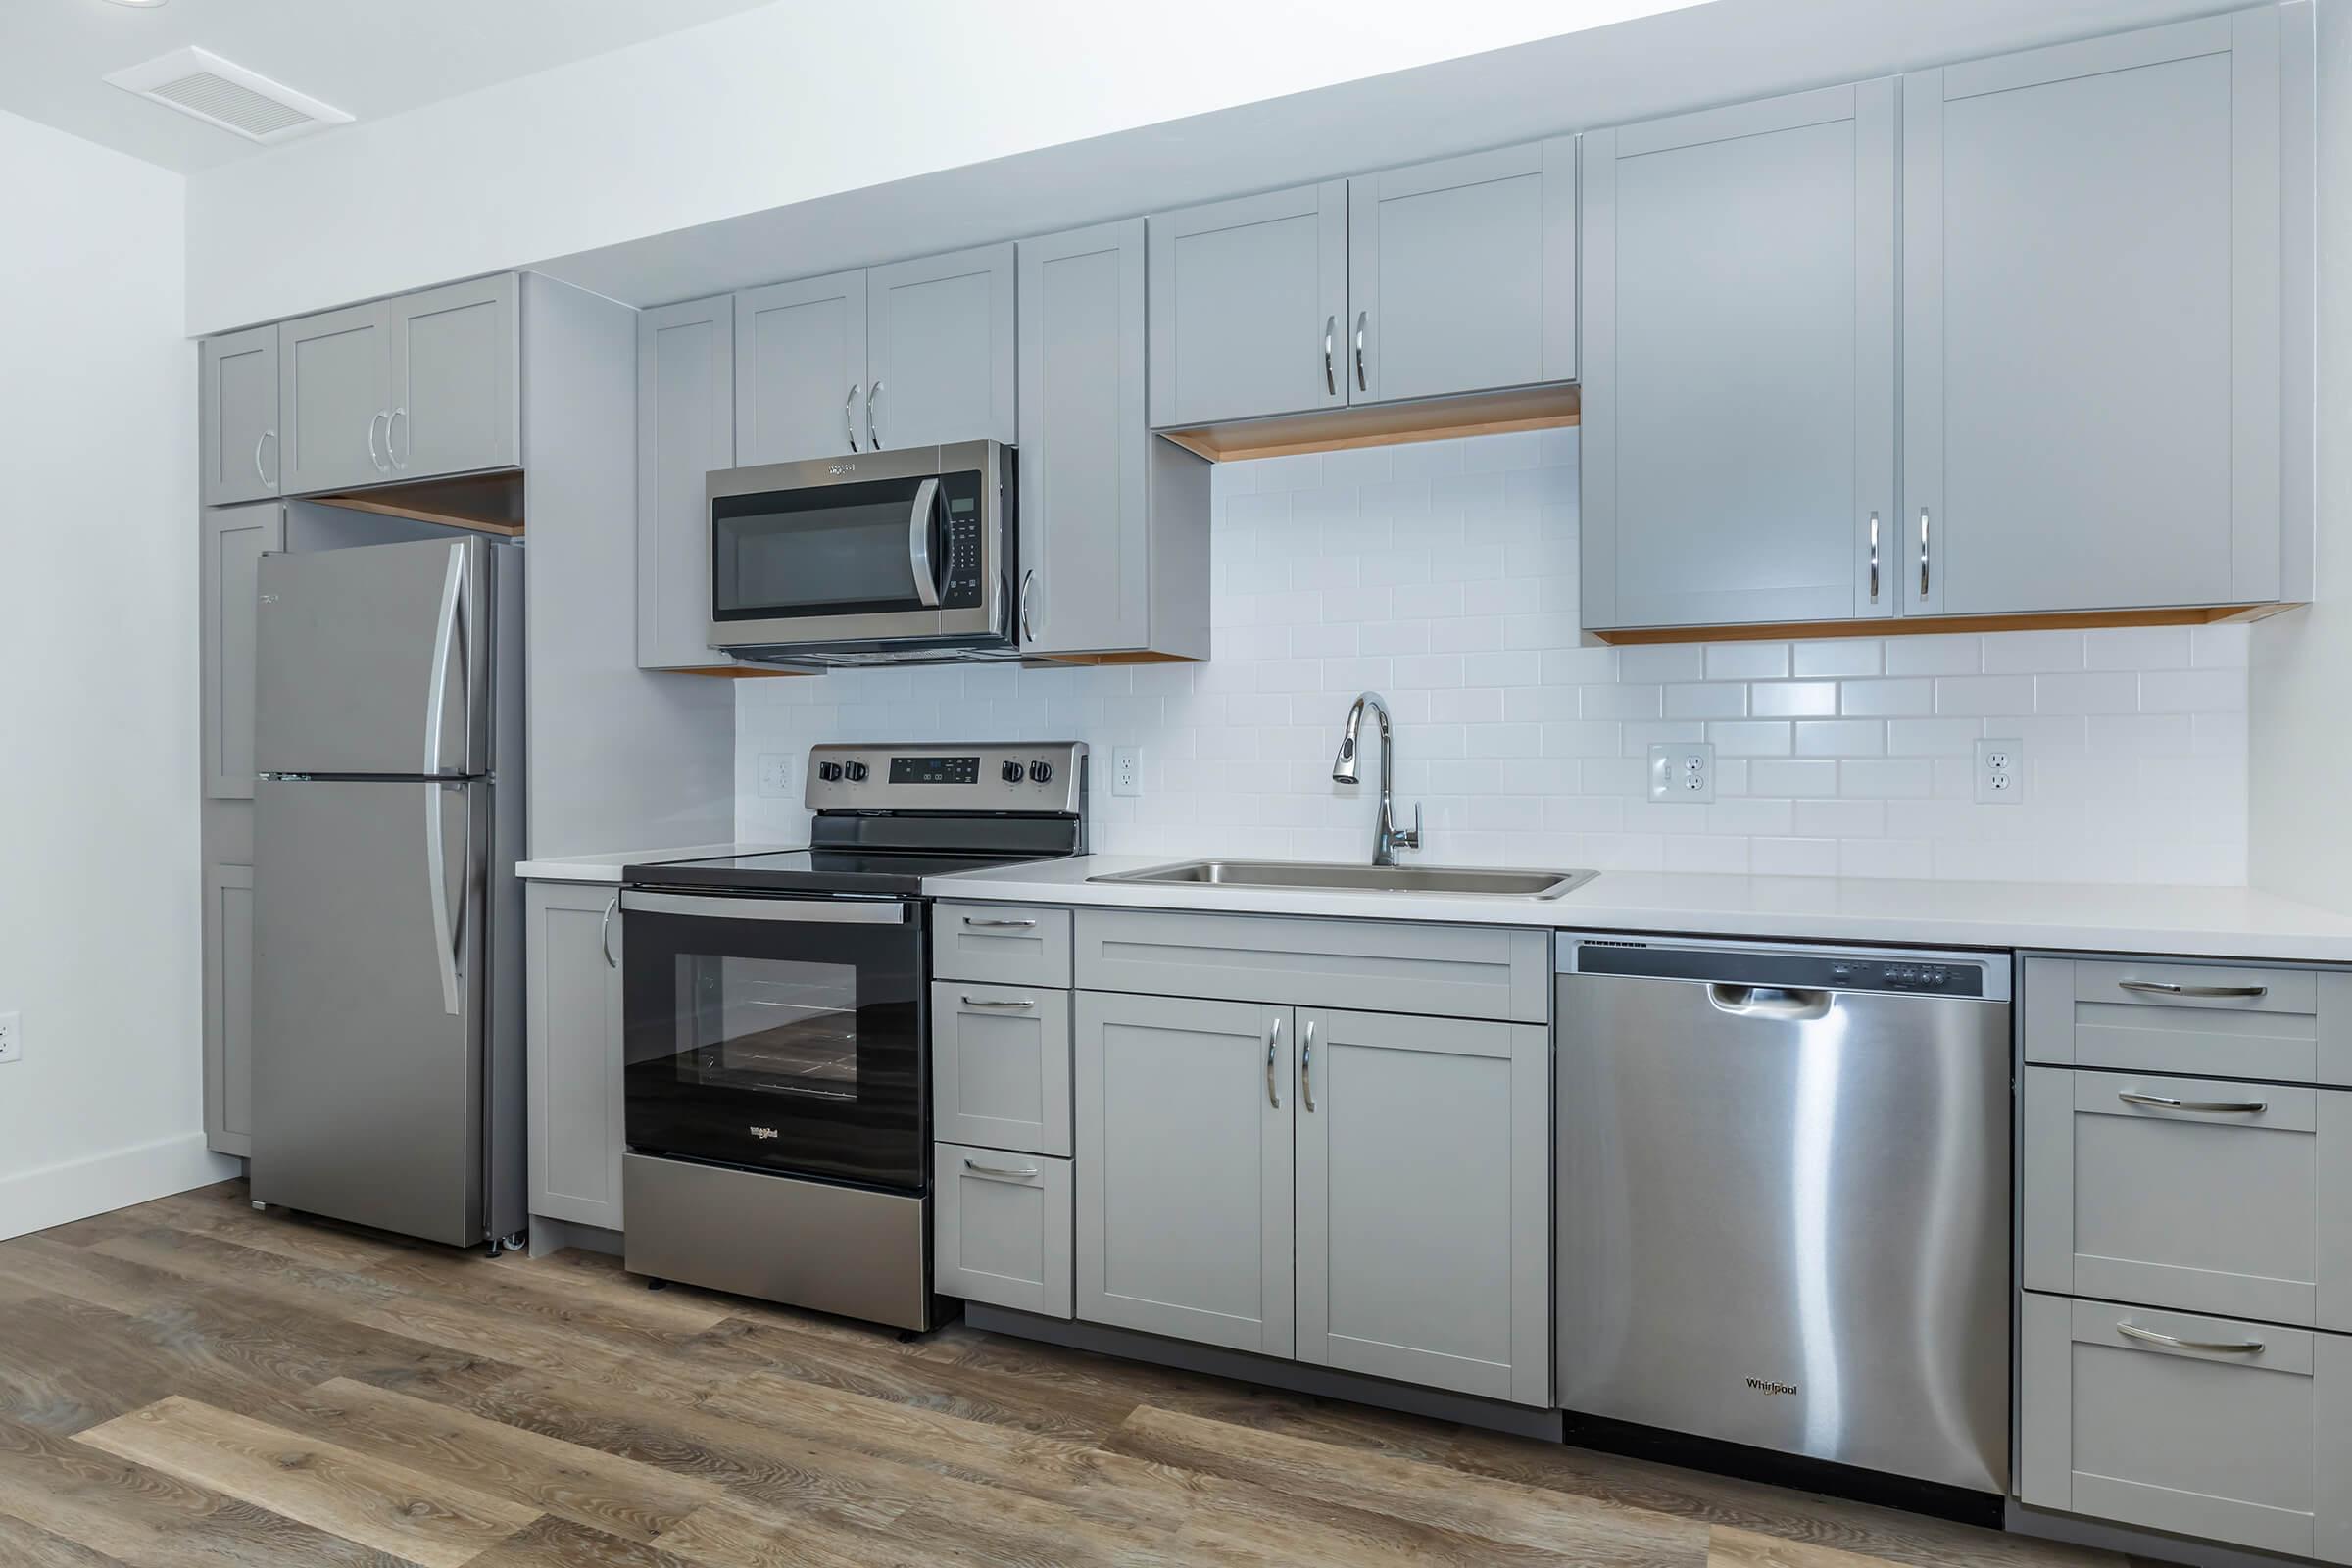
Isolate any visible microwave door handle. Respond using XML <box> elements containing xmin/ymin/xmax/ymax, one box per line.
<box><xmin>907</xmin><ymin>476</ymin><xmax>942</xmax><ymax>607</ymax></box>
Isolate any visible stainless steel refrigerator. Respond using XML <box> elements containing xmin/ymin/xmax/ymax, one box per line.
<box><xmin>250</xmin><ymin>534</ymin><xmax>526</xmax><ymax>1249</ymax></box>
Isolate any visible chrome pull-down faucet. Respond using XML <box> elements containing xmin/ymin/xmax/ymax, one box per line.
<box><xmin>1332</xmin><ymin>691</ymin><xmax>1422</xmax><ymax>867</ymax></box>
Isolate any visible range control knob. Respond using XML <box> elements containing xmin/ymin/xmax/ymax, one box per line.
<box><xmin>1029</xmin><ymin>760</ymin><xmax>1054</xmax><ymax>784</ymax></box>
<box><xmin>1001</xmin><ymin>760</ymin><xmax>1026</xmax><ymax>783</ymax></box>
<box><xmin>843</xmin><ymin>760</ymin><xmax>869</xmax><ymax>782</ymax></box>
<box><xmin>817</xmin><ymin>761</ymin><xmax>844</xmax><ymax>782</ymax></box>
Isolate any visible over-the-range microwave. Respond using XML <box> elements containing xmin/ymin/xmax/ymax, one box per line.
<box><xmin>707</xmin><ymin>439</ymin><xmax>1017</xmax><ymax>665</ymax></box>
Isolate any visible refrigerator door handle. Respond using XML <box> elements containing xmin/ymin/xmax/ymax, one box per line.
<box><xmin>426</xmin><ymin>784</ymin><xmax>461</xmax><ymax>1015</ymax></box>
<box><xmin>424</xmin><ymin>544</ymin><xmax>466</xmax><ymax>776</ymax></box>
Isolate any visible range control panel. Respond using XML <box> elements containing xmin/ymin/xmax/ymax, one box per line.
<box><xmin>806</xmin><ymin>742</ymin><xmax>1086</xmax><ymax>815</ymax></box>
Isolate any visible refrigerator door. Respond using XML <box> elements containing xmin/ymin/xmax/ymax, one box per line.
<box><xmin>254</xmin><ymin>536</ymin><xmax>491</xmax><ymax>778</ymax></box>
<box><xmin>252</xmin><ymin>775</ymin><xmax>488</xmax><ymax>1245</ymax></box>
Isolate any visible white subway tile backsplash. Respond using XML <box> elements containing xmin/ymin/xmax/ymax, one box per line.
<box><xmin>738</xmin><ymin>433</ymin><xmax>2250</xmax><ymax>884</ymax></box>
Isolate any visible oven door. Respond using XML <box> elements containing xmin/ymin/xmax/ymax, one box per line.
<box><xmin>707</xmin><ymin>441</ymin><xmax>1004</xmax><ymax>649</ymax></box>
<box><xmin>621</xmin><ymin>890</ymin><xmax>927</xmax><ymax>1192</ymax></box>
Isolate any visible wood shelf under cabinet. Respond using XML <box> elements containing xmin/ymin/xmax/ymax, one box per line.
<box><xmin>1159</xmin><ymin>384</ymin><xmax>1579</xmax><ymax>464</ymax></box>
<box><xmin>313</xmin><ymin>470</ymin><xmax>525</xmax><ymax>537</ymax></box>
<box><xmin>1592</xmin><ymin>601</ymin><xmax>2302</xmax><ymax>646</ymax></box>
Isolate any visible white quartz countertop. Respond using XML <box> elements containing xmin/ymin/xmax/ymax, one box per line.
<box><xmin>925</xmin><ymin>854</ymin><xmax>2352</xmax><ymax>963</ymax></box>
<box><xmin>515</xmin><ymin>843</ymin><xmax>798</xmax><ymax>884</ymax></box>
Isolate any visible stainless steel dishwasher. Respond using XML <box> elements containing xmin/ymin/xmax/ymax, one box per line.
<box><xmin>1555</xmin><ymin>933</ymin><xmax>2011</xmax><ymax>1496</ymax></box>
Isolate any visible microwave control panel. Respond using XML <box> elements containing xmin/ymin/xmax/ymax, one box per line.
<box><xmin>939</xmin><ymin>470</ymin><xmax>986</xmax><ymax>610</ymax></box>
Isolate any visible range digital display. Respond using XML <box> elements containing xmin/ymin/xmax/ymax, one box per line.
<box><xmin>889</xmin><ymin>755</ymin><xmax>980</xmax><ymax>784</ymax></box>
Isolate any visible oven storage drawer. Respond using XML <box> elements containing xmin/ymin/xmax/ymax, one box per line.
<box><xmin>2022</xmin><ymin>1067</ymin><xmax>2351</xmax><ymax>1328</ymax></box>
<box><xmin>2019</xmin><ymin>1293</ymin><xmax>2352</xmax><ymax>1563</ymax></box>
<box><xmin>2022</xmin><ymin>956</ymin><xmax>2352</xmax><ymax>1084</ymax></box>
<box><xmin>932</xmin><ymin>982</ymin><xmax>1071</xmax><ymax>1157</ymax></box>
<box><xmin>935</xmin><ymin>904</ymin><xmax>1072</xmax><ymax>990</ymax></box>
<box><xmin>934</xmin><ymin>1143</ymin><xmax>1072</xmax><ymax>1318</ymax></box>
<box><xmin>1074</xmin><ymin>909</ymin><xmax>1549</xmax><ymax>1023</ymax></box>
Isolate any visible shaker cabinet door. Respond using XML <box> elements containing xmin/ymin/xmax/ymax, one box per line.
<box><xmin>200</xmin><ymin>325</ymin><xmax>280</xmax><ymax>507</ymax></box>
<box><xmin>637</xmin><ymin>295</ymin><xmax>737</xmax><ymax>671</ymax></box>
<box><xmin>387</xmin><ymin>274</ymin><xmax>520</xmax><ymax>480</ymax></box>
<box><xmin>526</xmin><ymin>882</ymin><xmax>626</xmax><ymax>1231</ymax></box>
<box><xmin>1581</xmin><ymin>80</ymin><xmax>1897</xmax><ymax>631</ymax></box>
<box><xmin>203</xmin><ymin>860</ymin><xmax>257</xmax><ymax>1156</ymax></box>
<box><xmin>735</xmin><ymin>270</ymin><xmax>868</xmax><ymax>465</ymax></box>
<box><xmin>864</xmin><ymin>242</ymin><xmax>1016</xmax><ymax>451</ymax></box>
<box><xmin>200</xmin><ymin>503</ymin><xmax>286</xmax><ymax>800</ymax></box>
<box><xmin>1148</xmin><ymin>181</ymin><xmax>1348</xmax><ymax>428</ymax></box>
<box><xmin>277</xmin><ymin>301</ymin><xmax>391</xmax><ymax>495</ymax></box>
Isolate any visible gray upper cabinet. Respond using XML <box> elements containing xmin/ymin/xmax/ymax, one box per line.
<box><xmin>1017</xmin><ymin>219</ymin><xmax>1210</xmax><ymax>661</ymax></box>
<box><xmin>200</xmin><ymin>504</ymin><xmax>285</xmax><ymax>800</ymax></box>
<box><xmin>1294</xmin><ymin>1008</ymin><xmax>1550</xmax><ymax>1405</ymax></box>
<box><xmin>1346</xmin><ymin>141</ymin><xmax>1576</xmax><ymax>406</ymax></box>
<box><xmin>199</xmin><ymin>325</ymin><xmax>279</xmax><ymax>507</ymax></box>
<box><xmin>278</xmin><ymin>300</ymin><xmax>392</xmax><ymax>494</ymax></box>
<box><xmin>1904</xmin><ymin>11</ymin><xmax>2294</xmax><ymax>616</ymax></box>
<box><xmin>1149</xmin><ymin>180</ymin><xmax>1348</xmax><ymax>428</ymax></box>
<box><xmin>735</xmin><ymin>270</ymin><xmax>866</xmax><ymax>464</ymax></box>
<box><xmin>1074</xmin><ymin>990</ymin><xmax>1295</xmax><ymax>1356</ymax></box>
<box><xmin>387</xmin><ymin>274</ymin><xmax>520</xmax><ymax>479</ymax></box>
<box><xmin>526</xmin><ymin>880</ymin><xmax>626</xmax><ymax>1233</ymax></box>
<box><xmin>865</xmin><ymin>242</ymin><xmax>1017</xmax><ymax>451</ymax></box>
<box><xmin>1582</xmin><ymin>81</ymin><xmax>1897</xmax><ymax>632</ymax></box>
<box><xmin>637</xmin><ymin>295</ymin><xmax>737</xmax><ymax>671</ymax></box>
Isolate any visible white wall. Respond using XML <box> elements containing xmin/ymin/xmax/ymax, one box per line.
<box><xmin>2251</xmin><ymin>0</ymin><xmax>2350</xmax><ymax>912</ymax></box>
<box><xmin>741</xmin><ymin>432</ymin><xmax>2250</xmax><ymax>883</ymax></box>
<box><xmin>0</xmin><ymin>109</ymin><xmax>234</xmax><ymax>1239</ymax></box>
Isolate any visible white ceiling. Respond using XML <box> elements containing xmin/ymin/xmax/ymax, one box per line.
<box><xmin>0</xmin><ymin>0</ymin><xmax>778</xmax><ymax>172</ymax></box>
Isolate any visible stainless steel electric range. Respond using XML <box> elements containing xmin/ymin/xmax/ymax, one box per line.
<box><xmin>615</xmin><ymin>742</ymin><xmax>1086</xmax><ymax>1331</ymax></box>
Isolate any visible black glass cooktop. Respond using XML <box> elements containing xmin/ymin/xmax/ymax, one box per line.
<box><xmin>624</xmin><ymin>848</ymin><xmax>1052</xmax><ymax>896</ymax></box>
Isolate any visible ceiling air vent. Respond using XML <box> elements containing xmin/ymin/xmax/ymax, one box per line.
<box><xmin>103</xmin><ymin>46</ymin><xmax>352</xmax><ymax>145</ymax></box>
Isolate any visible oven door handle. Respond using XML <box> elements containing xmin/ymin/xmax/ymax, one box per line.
<box><xmin>620</xmin><ymin>890</ymin><xmax>908</xmax><ymax>925</ymax></box>
<box><xmin>907</xmin><ymin>476</ymin><xmax>942</xmax><ymax>608</ymax></box>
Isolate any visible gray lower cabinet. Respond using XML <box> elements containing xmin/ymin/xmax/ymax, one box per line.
<box><xmin>865</xmin><ymin>242</ymin><xmax>1017</xmax><ymax>450</ymax></box>
<box><xmin>2021</xmin><ymin>955</ymin><xmax>2351</xmax><ymax>1084</ymax></box>
<box><xmin>1904</xmin><ymin>10</ymin><xmax>2299</xmax><ymax>615</ymax></box>
<box><xmin>934</xmin><ymin>903</ymin><xmax>1073</xmax><ymax>990</ymax></box>
<box><xmin>1347</xmin><ymin>140</ymin><xmax>1575</xmax><ymax>406</ymax></box>
<box><xmin>1148</xmin><ymin>180</ymin><xmax>1348</xmax><ymax>428</ymax></box>
<box><xmin>278</xmin><ymin>300</ymin><xmax>392</xmax><ymax>494</ymax></box>
<box><xmin>935</xmin><ymin>1142</ymin><xmax>1073</xmax><ymax>1318</ymax></box>
<box><xmin>202</xmin><ymin>860</ymin><xmax>256</xmax><ymax>1157</ymax></box>
<box><xmin>637</xmin><ymin>294</ymin><xmax>740</xmax><ymax>671</ymax></box>
<box><xmin>1581</xmin><ymin>80</ymin><xmax>1896</xmax><ymax>632</ymax></box>
<box><xmin>735</xmin><ymin>270</ymin><xmax>868</xmax><ymax>466</ymax></box>
<box><xmin>1016</xmin><ymin>220</ymin><xmax>1209</xmax><ymax>661</ymax></box>
<box><xmin>526</xmin><ymin>881</ymin><xmax>626</xmax><ymax>1231</ymax></box>
<box><xmin>201</xmin><ymin>503</ymin><xmax>284</xmax><ymax>800</ymax></box>
<box><xmin>2020</xmin><ymin>1293</ymin><xmax>2351</xmax><ymax>1563</ymax></box>
<box><xmin>1075</xmin><ymin>991</ymin><xmax>1295</xmax><ymax>1357</ymax></box>
<box><xmin>932</xmin><ymin>982</ymin><xmax>1071</xmax><ymax>1157</ymax></box>
<box><xmin>387</xmin><ymin>274</ymin><xmax>520</xmax><ymax>479</ymax></box>
<box><xmin>199</xmin><ymin>324</ymin><xmax>279</xmax><ymax>507</ymax></box>
<box><xmin>1295</xmin><ymin>1007</ymin><xmax>1550</xmax><ymax>1404</ymax></box>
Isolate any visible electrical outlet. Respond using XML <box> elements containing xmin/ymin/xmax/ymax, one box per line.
<box><xmin>1648</xmin><ymin>742</ymin><xmax>1715</xmax><ymax>804</ymax></box>
<box><xmin>1111</xmin><ymin>746</ymin><xmax>1143</xmax><ymax>798</ymax></box>
<box><xmin>0</xmin><ymin>1011</ymin><xmax>20</xmax><ymax>1066</ymax></box>
<box><xmin>1976</xmin><ymin>737</ymin><xmax>2025</xmax><ymax>804</ymax></box>
<box><xmin>756</xmin><ymin>753</ymin><xmax>796</xmax><ymax>799</ymax></box>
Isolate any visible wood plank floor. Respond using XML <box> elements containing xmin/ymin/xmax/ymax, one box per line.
<box><xmin>0</xmin><ymin>1180</ymin><xmax>2146</xmax><ymax>1567</ymax></box>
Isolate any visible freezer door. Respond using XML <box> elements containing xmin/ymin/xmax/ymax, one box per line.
<box><xmin>252</xmin><ymin>776</ymin><xmax>488</xmax><ymax>1245</ymax></box>
<box><xmin>254</xmin><ymin>536</ymin><xmax>490</xmax><ymax>777</ymax></box>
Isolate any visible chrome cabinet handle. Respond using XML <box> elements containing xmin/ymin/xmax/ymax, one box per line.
<box><xmin>1020</xmin><ymin>569</ymin><xmax>1037</xmax><ymax>644</ymax></box>
<box><xmin>962</xmin><ymin>1158</ymin><xmax>1041</xmax><ymax>1181</ymax></box>
<box><xmin>1323</xmin><ymin>316</ymin><xmax>1336</xmax><ymax>395</ymax></box>
<box><xmin>600</xmin><ymin>896</ymin><xmax>617</xmax><ymax>969</ymax></box>
<box><xmin>2119</xmin><ymin>1091</ymin><xmax>2268</xmax><ymax>1115</ymax></box>
<box><xmin>962</xmin><ymin>916</ymin><xmax>1036</xmax><ymax>929</ymax></box>
<box><xmin>1918</xmin><ymin>507</ymin><xmax>1931</xmax><ymax>598</ymax></box>
<box><xmin>254</xmin><ymin>430</ymin><xmax>277</xmax><ymax>486</ymax></box>
<box><xmin>906</xmin><ymin>476</ymin><xmax>941</xmax><ymax>607</ymax></box>
<box><xmin>1301</xmin><ymin>1019</ymin><xmax>1316</xmax><ymax>1113</ymax></box>
<box><xmin>960</xmin><ymin>995</ymin><xmax>1035</xmax><ymax>1009</ymax></box>
<box><xmin>2117</xmin><ymin>1321</ymin><xmax>2265</xmax><ymax>1355</ymax></box>
<box><xmin>367</xmin><ymin>410</ymin><xmax>390</xmax><ymax>472</ymax></box>
<box><xmin>844</xmin><ymin>384</ymin><xmax>861</xmax><ymax>452</ymax></box>
<box><xmin>1868</xmin><ymin>511</ymin><xmax>1880</xmax><ymax>601</ymax></box>
<box><xmin>866</xmin><ymin>380</ymin><xmax>884</xmax><ymax>449</ymax></box>
<box><xmin>2119</xmin><ymin>979</ymin><xmax>2269</xmax><ymax>1000</ymax></box>
<box><xmin>388</xmin><ymin>406</ymin><xmax>409</xmax><ymax>468</ymax></box>
<box><xmin>1266</xmin><ymin>1015</ymin><xmax>1284</xmax><ymax>1109</ymax></box>
<box><xmin>1354</xmin><ymin>311</ymin><xmax>1367</xmax><ymax>392</ymax></box>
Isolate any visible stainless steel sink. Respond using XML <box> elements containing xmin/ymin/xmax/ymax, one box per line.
<box><xmin>1088</xmin><ymin>858</ymin><xmax>1598</xmax><ymax>900</ymax></box>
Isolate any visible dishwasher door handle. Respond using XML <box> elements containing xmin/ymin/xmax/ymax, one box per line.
<box><xmin>1706</xmin><ymin>983</ymin><xmax>1834</xmax><ymax>1020</ymax></box>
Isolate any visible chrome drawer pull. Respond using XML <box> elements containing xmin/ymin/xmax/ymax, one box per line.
<box><xmin>960</xmin><ymin>996</ymin><xmax>1035</xmax><ymax>1010</ymax></box>
<box><xmin>962</xmin><ymin>1158</ymin><xmax>1040</xmax><ymax>1181</ymax></box>
<box><xmin>1266</xmin><ymin>1015</ymin><xmax>1284</xmax><ymax>1109</ymax></box>
<box><xmin>2119</xmin><ymin>1092</ymin><xmax>2267</xmax><ymax>1115</ymax></box>
<box><xmin>963</xmin><ymin>916</ymin><xmax>1036</xmax><ymax>930</ymax></box>
<box><xmin>1301</xmin><ymin>1019</ymin><xmax>1316</xmax><ymax>1113</ymax></box>
<box><xmin>2119</xmin><ymin>979</ymin><xmax>2268</xmax><ymax>1000</ymax></box>
<box><xmin>2117</xmin><ymin>1321</ymin><xmax>2265</xmax><ymax>1355</ymax></box>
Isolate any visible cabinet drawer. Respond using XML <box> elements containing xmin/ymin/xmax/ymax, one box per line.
<box><xmin>935</xmin><ymin>904</ymin><xmax>1072</xmax><ymax>989</ymax></box>
<box><xmin>2022</xmin><ymin>956</ymin><xmax>2351</xmax><ymax>1084</ymax></box>
<box><xmin>1074</xmin><ymin>909</ymin><xmax>1549</xmax><ymax>1023</ymax></box>
<box><xmin>2020</xmin><ymin>1293</ymin><xmax>2350</xmax><ymax>1562</ymax></box>
<box><xmin>934</xmin><ymin>1143</ymin><xmax>1071</xmax><ymax>1318</ymax></box>
<box><xmin>932</xmin><ymin>983</ymin><xmax>1070</xmax><ymax>1157</ymax></box>
<box><xmin>2023</xmin><ymin>1067</ymin><xmax>2350</xmax><ymax>1328</ymax></box>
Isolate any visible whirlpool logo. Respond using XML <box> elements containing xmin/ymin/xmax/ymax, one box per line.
<box><xmin>1745</xmin><ymin>1377</ymin><xmax>1799</xmax><ymax>1396</ymax></box>
<box><xmin>749</xmin><ymin>1126</ymin><xmax>780</xmax><ymax>1141</ymax></box>
<box><xmin>828</xmin><ymin>462</ymin><xmax>857</xmax><ymax>475</ymax></box>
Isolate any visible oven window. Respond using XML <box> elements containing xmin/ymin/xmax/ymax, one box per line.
<box><xmin>712</xmin><ymin>476</ymin><xmax>940</xmax><ymax>621</ymax></box>
<box><xmin>681</xmin><ymin>955</ymin><xmax>862</xmax><ymax>1099</ymax></box>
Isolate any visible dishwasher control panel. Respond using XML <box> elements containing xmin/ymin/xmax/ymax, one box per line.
<box><xmin>1559</xmin><ymin>936</ymin><xmax>2004</xmax><ymax>1001</ymax></box>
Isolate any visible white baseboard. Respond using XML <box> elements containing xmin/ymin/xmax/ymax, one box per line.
<box><xmin>0</xmin><ymin>1131</ymin><xmax>240</xmax><ymax>1242</ymax></box>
